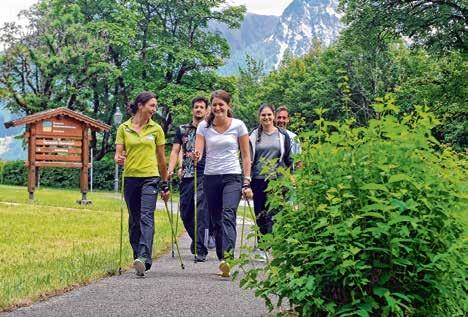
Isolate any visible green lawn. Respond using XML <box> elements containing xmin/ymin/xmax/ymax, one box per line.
<box><xmin>0</xmin><ymin>185</ymin><xmax>178</xmax><ymax>311</ymax></box>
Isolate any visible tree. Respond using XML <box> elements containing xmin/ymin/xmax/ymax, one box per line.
<box><xmin>234</xmin><ymin>55</ymin><xmax>265</xmax><ymax>127</ymax></box>
<box><xmin>339</xmin><ymin>0</ymin><xmax>467</xmax><ymax>53</ymax></box>
<box><xmin>0</xmin><ymin>0</ymin><xmax>246</xmax><ymax>159</ymax></box>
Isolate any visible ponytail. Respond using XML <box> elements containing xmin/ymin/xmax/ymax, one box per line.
<box><xmin>127</xmin><ymin>91</ymin><xmax>157</xmax><ymax>115</ymax></box>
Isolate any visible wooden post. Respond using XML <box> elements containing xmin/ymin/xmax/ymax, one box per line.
<box><xmin>28</xmin><ymin>124</ymin><xmax>37</xmax><ymax>200</ymax></box>
<box><xmin>78</xmin><ymin>124</ymin><xmax>91</xmax><ymax>205</ymax></box>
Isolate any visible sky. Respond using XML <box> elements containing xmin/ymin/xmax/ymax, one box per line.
<box><xmin>0</xmin><ymin>0</ymin><xmax>294</xmax><ymax>26</ymax></box>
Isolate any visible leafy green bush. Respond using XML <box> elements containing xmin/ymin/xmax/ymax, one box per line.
<box><xmin>39</xmin><ymin>167</ymin><xmax>80</xmax><ymax>188</ymax></box>
<box><xmin>0</xmin><ymin>156</ymin><xmax>115</xmax><ymax>190</ymax></box>
<box><xmin>236</xmin><ymin>96</ymin><xmax>467</xmax><ymax>316</ymax></box>
<box><xmin>92</xmin><ymin>156</ymin><xmax>116</xmax><ymax>191</ymax></box>
<box><xmin>0</xmin><ymin>161</ymin><xmax>5</xmax><ymax>184</ymax></box>
<box><xmin>1</xmin><ymin>160</ymin><xmax>27</xmax><ymax>186</ymax></box>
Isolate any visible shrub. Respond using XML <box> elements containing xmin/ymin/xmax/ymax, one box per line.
<box><xmin>0</xmin><ymin>156</ymin><xmax>115</xmax><ymax>190</ymax></box>
<box><xmin>1</xmin><ymin>160</ymin><xmax>27</xmax><ymax>186</ymax></box>
<box><xmin>39</xmin><ymin>167</ymin><xmax>80</xmax><ymax>188</ymax></box>
<box><xmin>92</xmin><ymin>156</ymin><xmax>116</xmax><ymax>191</ymax></box>
<box><xmin>236</xmin><ymin>96</ymin><xmax>467</xmax><ymax>316</ymax></box>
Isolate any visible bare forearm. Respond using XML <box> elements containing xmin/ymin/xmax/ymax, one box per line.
<box><xmin>168</xmin><ymin>145</ymin><xmax>180</xmax><ymax>173</ymax></box>
<box><xmin>242</xmin><ymin>158</ymin><xmax>251</xmax><ymax>177</ymax></box>
<box><xmin>156</xmin><ymin>146</ymin><xmax>168</xmax><ymax>181</ymax></box>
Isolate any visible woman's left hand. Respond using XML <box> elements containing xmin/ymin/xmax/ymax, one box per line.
<box><xmin>242</xmin><ymin>187</ymin><xmax>253</xmax><ymax>200</ymax></box>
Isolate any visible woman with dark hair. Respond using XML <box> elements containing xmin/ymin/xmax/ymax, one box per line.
<box><xmin>194</xmin><ymin>90</ymin><xmax>252</xmax><ymax>277</ymax></box>
<box><xmin>115</xmin><ymin>91</ymin><xmax>170</xmax><ymax>277</ymax></box>
<box><xmin>249</xmin><ymin>104</ymin><xmax>292</xmax><ymax>261</ymax></box>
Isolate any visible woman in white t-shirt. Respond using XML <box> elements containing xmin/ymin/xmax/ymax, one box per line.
<box><xmin>195</xmin><ymin>90</ymin><xmax>253</xmax><ymax>277</ymax></box>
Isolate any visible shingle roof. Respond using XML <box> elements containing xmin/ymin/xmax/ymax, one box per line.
<box><xmin>4</xmin><ymin>107</ymin><xmax>110</xmax><ymax>132</ymax></box>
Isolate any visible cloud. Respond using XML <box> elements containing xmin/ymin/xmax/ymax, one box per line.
<box><xmin>227</xmin><ymin>0</ymin><xmax>292</xmax><ymax>16</ymax></box>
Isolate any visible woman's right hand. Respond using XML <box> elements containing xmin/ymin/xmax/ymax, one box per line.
<box><xmin>242</xmin><ymin>187</ymin><xmax>253</xmax><ymax>200</ymax></box>
<box><xmin>193</xmin><ymin>151</ymin><xmax>201</xmax><ymax>162</ymax></box>
<box><xmin>115</xmin><ymin>152</ymin><xmax>126</xmax><ymax>166</ymax></box>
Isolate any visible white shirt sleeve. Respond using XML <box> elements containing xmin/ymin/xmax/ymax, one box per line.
<box><xmin>196</xmin><ymin>120</ymin><xmax>207</xmax><ymax>136</ymax></box>
<box><xmin>238</xmin><ymin>120</ymin><xmax>248</xmax><ymax>137</ymax></box>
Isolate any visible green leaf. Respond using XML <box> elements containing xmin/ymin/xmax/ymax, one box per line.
<box><xmin>390</xmin><ymin>199</ymin><xmax>408</xmax><ymax>211</ymax></box>
<box><xmin>357</xmin><ymin>309</ymin><xmax>370</xmax><ymax>317</ymax></box>
<box><xmin>361</xmin><ymin>203</ymin><xmax>390</xmax><ymax>212</ymax></box>
<box><xmin>388</xmin><ymin>216</ymin><xmax>417</xmax><ymax>226</ymax></box>
<box><xmin>361</xmin><ymin>212</ymin><xmax>386</xmax><ymax>220</ymax></box>
<box><xmin>388</xmin><ymin>174</ymin><xmax>412</xmax><ymax>183</ymax></box>
<box><xmin>373</xmin><ymin>287</ymin><xmax>389</xmax><ymax>297</ymax></box>
<box><xmin>350</xmin><ymin>246</ymin><xmax>361</xmax><ymax>255</ymax></box>
<box><xmin>360</xmin><ymin>183</ymin><xmax>389</xmax><ymax>192</ymax></box>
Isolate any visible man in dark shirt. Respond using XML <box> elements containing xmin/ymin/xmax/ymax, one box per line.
<box><xmin>168</xmin><ymin>96</ymin><xmax>211</xmax><ymax>262</ymax></box>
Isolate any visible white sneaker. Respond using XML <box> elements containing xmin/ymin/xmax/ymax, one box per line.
<box><xmin>133</xmin><ymin>258</ymin><xmax>145</xmax><ymax>277</ymax></box>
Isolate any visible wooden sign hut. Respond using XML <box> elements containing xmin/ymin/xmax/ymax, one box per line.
<box><xmin>4</xmin><ymin>107</ymin><xmax>110</xmax><ymax>204</ymax></box>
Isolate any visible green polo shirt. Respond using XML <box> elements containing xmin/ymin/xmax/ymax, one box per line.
<box><xmin>115</xmin><ymin>118</ymin><xmax>166</xmax><ymax>177</ymax></box>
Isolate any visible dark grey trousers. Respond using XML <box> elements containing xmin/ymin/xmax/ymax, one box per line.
<box><xmin>124</xmin><ymin>177</ymin><xmax>159</xmax><ymax>270</ymax></box>
<box><xmin>251</xmin><ymin>178</ymin><xmax>274</xmax><ymax>237</ymax></box>
<box><xmin>179</xmin><ymin>176</ymin><xmax>209</xmax><ymax>256</ymax></box>
<box><xmin>203</xmin><ymin>174</ymin><xmax>242</xmax><ymax>260</ymax></box>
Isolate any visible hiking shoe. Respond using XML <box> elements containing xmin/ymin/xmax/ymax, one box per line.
<box><xmin>218</xmin><ymin>260</ymin><xmax>230</xmax><ymax>277</ymax></box>
<box><xmin>194</xmin><ymin>254</ymin><xmax>207</xmax><ymax>262</ymax></box>
<box><xmin>133</xmin><ymin>258</ymin><xmax>145</xmax><ymax>277</ymax></box>
<box><xmin>208</xmin><ymin>235</ymin><xmax>216</xmax><ymax>249</ymax></box>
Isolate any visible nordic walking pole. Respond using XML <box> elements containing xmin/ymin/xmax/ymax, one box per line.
<box><xmin>193</xmin><ymin>158</ymin><xmax>198</xmax><ymax>263</ymax></box>
<box><xmin>169</xmin><ymin>181</ymin><xmax>175</xmax><ymax>258</ymax></box>
<box><xmin>164</xmin><ymin>200</ymin><xmax>185</xmax><ymax>269</ymax></box>
<box><xmin>239</xmin><ymin>193</ymin><xmax>247</xmax><ymax>258</ymax></box>
<box><xmin>245</xmin><ymin>198</ymin><xmax>258</xmax><ymax>249</ymax></box>
<box><xmin>118</xmin><ymin>164</ymin><xmax>125</xmax><ymax>275</ymax></box>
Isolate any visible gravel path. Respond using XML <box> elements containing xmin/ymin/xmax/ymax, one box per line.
<box><xmin>3</xmin><ymin>219</ymin><xmax>269</xmax><ymax>317</ymax></box>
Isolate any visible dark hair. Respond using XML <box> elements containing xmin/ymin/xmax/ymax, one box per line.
<box><xmin>191</xmin><ymin>96</ymin><xmax>209</xmax><ymax>109</ymax></box>
<box><xmin>126</xmin><ymin>91</ymin><xmax>157</xmax><ymax>115</ymax></box>
<box><xmin>206</xmin><ymin>90</ymin><xmax>233</xmax><ymax>128</ymax></box>
<box><xmin>275</xmin><ymin>105</ymin><xmax>289</xmax><ymax>115</ymax></box>
<box><xmin>256</xmin><ymin>104</ymin><xmax>276</xmax><ymax>144</ymax></box>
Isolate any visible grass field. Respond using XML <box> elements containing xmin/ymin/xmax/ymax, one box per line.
<box><xmin>0</xmin><ymin>185</ymin><xmax>178</xmax><ymax>311</ymax></box>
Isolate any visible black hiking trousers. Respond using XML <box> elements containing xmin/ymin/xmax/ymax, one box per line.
<box><xmin>251</xmin><ymin>178</ymin><xmax>274</xmax><ymax>240</ymax></box>
<box><xmin>203</xmin><ymin>174</ymin><xmax>242</xmax><ymax>260</ymax></box>
<box><xmin>124</xmin><ymin>176</ymin><xmax>159</xmax><ymax>270</ymax></box>
<box><xmin>179</xmin><ymin>176</ymin><xmax>209</xmax><ymax>256</ymax></box>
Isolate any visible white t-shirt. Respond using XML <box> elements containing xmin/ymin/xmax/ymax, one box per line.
<box><xmin>287</xmin><ymin>130</ymin><xmax>302</xmax><ymax>155</ymax></box>
<box><xmin>196</xmin><ymin>118</ymin><xmax>248</xmax><ymax>175</ymax></box>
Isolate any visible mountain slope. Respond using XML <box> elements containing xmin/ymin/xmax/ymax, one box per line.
<box><xmin>218</xmin><ymin>0</ymin><xmax>342</xmax><ymax>74</ymax></box>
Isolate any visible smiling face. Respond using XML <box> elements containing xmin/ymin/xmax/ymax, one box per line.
<box><xmin>275</xmin><ymin>110</ymin><xmax>289</xmax><ymax>129</ymax></box>
<box><xmin>259</xmin><ymin>106</ymin><xmax>275</xmax><ymax>129</ymax></box>
<box><xmin>138</xmin><ymin>97</ymin><xmax>157</xmax><ymax>117</ymax></box>
<box><xmin>210</xmin><ymin>97</ymin><xmax>230</xmax><ymax>119</ymax></box>
<box><xmin>192</xmin><ymin>101</ymin><xmax>208</xmax><ymax>120</ymax></box>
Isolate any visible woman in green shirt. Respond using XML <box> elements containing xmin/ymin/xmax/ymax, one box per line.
<box><xmin>115</xmin><ymin>91</ymin><xmax>170</xmax><ymax>277</ymax></box>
